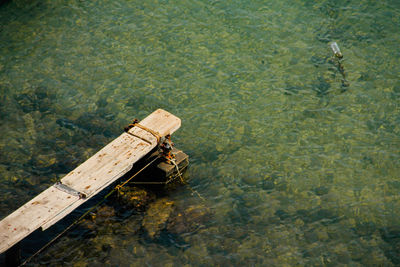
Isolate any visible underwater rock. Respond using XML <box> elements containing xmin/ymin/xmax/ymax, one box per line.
<box><xmin>184</xmin><ymin>242</ymin><xmax>210</xmax><ymax>264</ymax></box>
<box><xmin>261</xmin><ymin>179</ymin><xmax>275</xmax><ymax>191</ymax></box>
<box><xmin>22</xmin><ymin>113</ymin><xmax>37</xmax><ymax>142</ymax></box>
<box><xmin>14</xmin><ymin>85</ymin><xmax>55</xmax><ymax>113</ymax></box>
<box><xmin>241</xmin><ymin>175</ymin><xmax>259</xmax><ymax>186</ymax></box>
<box><xmin>166</xmin><ymin>204</ymin><xmax>211</xmax><ymax>235</ymax></box>
<box><xmin>33</xmin><ymin>153</ymin><xmax>57</xmax><ymax>169</ymax></box>
<box><xmin>96</xmin><ymin>97</ymin><xmax>108</xmax><ymax>108</ymax></box>
<box><xmin>118</xmin><ymin>186</ymin><xmax>155</xmax><ymax>210</ymax></box>
<box><xmin>80</xmin><ymin>205</ymin><xmax>117</xmax><ymax>232</ymax></box>
<box><xmin>14</xmin><ymin>93</ymin><xmax>37</xmax><ymax>113</ymax></box>
<box><xmin>142</xmin><ymin>198</ymin><xmax>175</xmax><ymax>238</ymax></box>
<box><xmin>313</xmin><ymin>185</ymin><xmax>330</xmax><ymax>196</ymax></box>
<box><xmin>332</xmin><ymin>243</ymin><xmax>351</xmax><ymax>264</ymax></box>
<box><xmin>313</xmin><ymin>76</ymin><xmax>331</xmax><ymax>97</ymax></box>
<box><xmin>95</xmin><ymin>205</ymin><xmax>116</xmax><ymax>219</ymax></box>
<box><xmin>56</xmin><ymin>118</ymin><xmax>78</xmax><ymax>131</ymax></box>
<box><xmin>275</xmin><ymin>209</ymin><xmax>290</xmax><ymax>221</ymax></box>
<box><xmin>75</xmin><ymin>112</ymin><xmax>115</xmax><ymax>138</ymax></box>
<box><xmin>380</xmin><ymin>226</ymin><xmax>400</xmax><ymax>265</ymax></box>
<box><xmin>310</xmin><ymin>55</ymin><xmax>327</xmax><ymax>68</ymax></box>
<box><xmin>0</xmin><ymin>85</ymin><xmax>10</xmax><ymax>120</ymax></box>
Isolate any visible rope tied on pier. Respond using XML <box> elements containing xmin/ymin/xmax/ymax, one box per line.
<box><xmin>124</xmin><ymin>119</ymin><xmax>162</xmax><ymax>144</ymax></box>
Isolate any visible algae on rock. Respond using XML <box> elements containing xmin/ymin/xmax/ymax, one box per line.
<box><xmin>142</xmin><ymin>198</ymin><xmax>175</xmax><ymax>238</ymax></box>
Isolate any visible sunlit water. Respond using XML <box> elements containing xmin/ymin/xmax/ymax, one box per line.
<box><xmin>1</xmin><ymin>0</ymin><xmax>399</xmax><ymax>265</ymax></box>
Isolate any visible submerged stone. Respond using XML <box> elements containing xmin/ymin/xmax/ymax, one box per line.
<box><xmin>313</xmin><ymin>185</ymin><xmax>330</xmax><ymax>196</ymax></box>
<box><xmin>80</xmin><ymin>205</ymin><xmax>116</xmax><ymax>231</ymax></box>
<box><xmin>33</xmin><ymin>153</ymin><xmax>57</xmax><ymax>169</ymax></box>
<box><xmin>96</xmin><ymin>205</ymin><xmax>116</xmax><ymax>218</ymax></box>
<box><xmin>14</xmin><ymin>93</ymin><xmax>37</xmax><ymax>113</ymax></box>
<box><xmin>380</xmin><ymin>226</ymin><xmax>400</xmax><ymax>264</ymax></box>
<box><xmin>56</xmin><ymin>118</ymin><xmax>78</xmax><ymax>131</ymax></box>
<box><xmin>167</xmin><ymin>204</ymin><xmax>211</xmax><ymax>235</ymax></box>
<box><xmin>118</xmin><ymin>186</ymin><xmax>155</xmax><ymax>210</ymax></box>
<box><xmin>275</xmin><ymin>209</ymin><xmax>290</xmax><ymax>221</ymax></box>
<box><xmin>261</xmin><ymin>179</ymin><xmax>275</xmax><ymax>191</ymax></box>
<box><xmin>14</xmin><ymin>85</ymin><xmax>55</xmax><ymax>113</ymax></box>
<box><xmin>142</xmin><ymin>198</ymin><xmax>175</xmax><ymax>238</ymax></box>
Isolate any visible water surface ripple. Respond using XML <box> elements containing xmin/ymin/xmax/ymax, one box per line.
<box><xmin>0</xmin><ymin>0</ymin><xmax>399</xmax><ymax>265</ymax></box>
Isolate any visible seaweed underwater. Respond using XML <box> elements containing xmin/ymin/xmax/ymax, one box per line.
<box><xmin>1</xmin><ymin>0</ymin><xmax>400</xmax><ymax>265</ymax></box>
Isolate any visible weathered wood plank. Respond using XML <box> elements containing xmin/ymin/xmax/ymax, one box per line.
<box><xmin>0</xmin><ymin>186</ymin><xmax>80</xmax><ymax>255</ymax></box>
<box><xmin>0</xmin><ymin>109</ymin><xmax>181</xmax><ymax>254</ymax></box>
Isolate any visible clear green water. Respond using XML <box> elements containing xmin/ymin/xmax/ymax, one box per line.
<box><xmin>1</xmin><ymin>0</ymin><xmax>400</xmax><ymax>265</ymax></box>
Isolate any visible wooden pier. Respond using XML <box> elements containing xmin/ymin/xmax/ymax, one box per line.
<box><xmin>0</xmin><ymin>109</ymin><xmax>181</xmax><ymax>254</ymax></box>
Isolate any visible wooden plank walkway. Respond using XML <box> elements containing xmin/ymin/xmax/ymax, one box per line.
<box><xmin>0</xmin><ymin>109</ymin><xmax>181</xmax><ymax>254</ymax></box>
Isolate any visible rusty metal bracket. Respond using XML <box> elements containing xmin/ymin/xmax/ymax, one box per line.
<box><xmin>54</xmin><ymin>182</ymin><xmax>86</xmax><ymax>199</ymax></box>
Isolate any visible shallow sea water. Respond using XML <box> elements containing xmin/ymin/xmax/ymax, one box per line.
<box><xmin>0</xmin><ymin>0</ymin><xmax>400</xmax><ymax>266</ymax></box>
